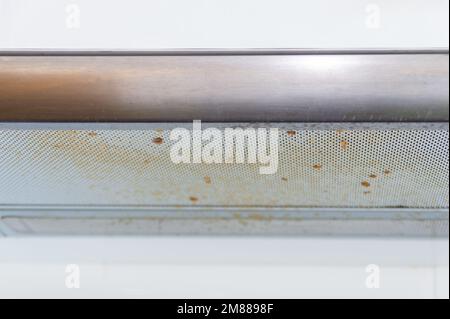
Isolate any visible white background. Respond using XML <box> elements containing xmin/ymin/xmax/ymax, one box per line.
<box><xmin>0</xmin><ymin>237</ymin><xmax>449</xmax><ymax>298</ymax></box>
<box><xmin>0</xmin><ymin>0</ymin><xmax>448</xmax><ymax>49</ymax></box>
<box><xmin>0</xmin><ymin>0</ymin><xmax>449</xmax><ymax>299</ymax></box>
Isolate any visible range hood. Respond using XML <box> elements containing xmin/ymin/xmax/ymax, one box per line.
<box><xmin>0</xmin><ymin>49</ymin><xmax>448</xmax><ymax>236</ymax></box>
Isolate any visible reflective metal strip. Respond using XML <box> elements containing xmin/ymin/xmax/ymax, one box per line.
<box><xmin>0</xmin><ymin>207</ymin><xmax>448</xmax><ymax>237</ymax></box>
<box><xmin>0</xmin><ymin>50</ymin><xmax>448</xmax><ymax>122</ymax></box>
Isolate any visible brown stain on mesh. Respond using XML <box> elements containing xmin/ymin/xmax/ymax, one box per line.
<box><xmin>33</xmin><ymin>131</ymin><xmax>164</xmax><ymax>183</ymax></box>
<box><xmin>369</xmin><ymin>174</ymin><xmax>377</xmax><ymax>179</ymax></box>
<box><xmin>286</xmin><ymin>130</ymin><xmax>296</xmax><ymax>137</ymax></box>
<box><xmin>281</xmin><ymin>177</ymin><xmax>288</xmax><ymax>182</ymax></box>
<box><xmin>361</xmin><ymin>181</ymin><xmax>371</xmax><ymax>188</ymax></box>
<box><xmin>152</xmin><ymin>137</ymin><xmax>164</xmax><ymax>145</ymax></box>
<box><xmin>313</xmin><ymin>164</ymin><xmax>322</xmax><ymax>170</ymax></box>
<box><xmin>203</xmin><ymin>176</ymin><xmax>212</xmax><ymax>184</ymax></box>
<box><xmin>20</xmin><ymin>128</ymin><xmax>441</xmax><ymax>208</ymax></box>
<box><xmin>340</xmin><ymin>140</ymin><xmax>349</xmax><ymax>150</ymax></box>
<box><xmin>189</xmin><ymin>196</ymin><xmax>199</xmax><ymax>203</ymax></box>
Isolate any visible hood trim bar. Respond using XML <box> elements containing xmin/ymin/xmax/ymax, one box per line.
<box><xmin>1</xmin><ymin>49</ymin><xmax>448</xmax><ymax>122</ymax></box>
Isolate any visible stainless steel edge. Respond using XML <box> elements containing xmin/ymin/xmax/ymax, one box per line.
<box><xmin>1</xmin><ymin>122</ymin><xmax>448</xmax><ymax>130</ymax></box>
<box><xmin>0</xmin><ymin>48</ymin><xmax>448</xmax><ymax>55</ymax></box>
<box><xmin>0</xmin><ymin>50</ymin><xmax>448</xmax><ymax>122</ymax></box>
<box><xmin>0</xmin><ymin>206</ymin><xmax>448</xmax><ymax>237</ymax></box>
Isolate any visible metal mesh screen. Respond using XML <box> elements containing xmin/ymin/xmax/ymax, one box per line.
<box><xmin>0</xmin><ymin>125</ymin><xmax>448</xmax><ymax>209</ymax></box>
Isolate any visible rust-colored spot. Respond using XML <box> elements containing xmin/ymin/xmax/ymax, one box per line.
<box><xmin>152</xmin><ymin>137</ymin><xmax>164</xmax><ymax>145</ymax></box>
<box><xmin>203</xmin><ymin>176</ymin><xmax>212</xmax><ymax>184</ymax></box>
<box><xmin>287</xmin><ymin>130</ymin><xmax>296</xmax><ymax>137</ymax></box>
<box><xmin>189</xmin><ymin>196</ymin><xmax>199</xmax><ymax>203</ymax></box>
<box><xmin>87</xmin><ymin>132</ymin><xmax>98</xmax><ymax>137</ymax></box>
<box><xmin>361</xmin><ymin>181</ymin><xmax>371</xmax><ymax>188</ymax></box>
<box><xmin>232</xmin><ymin>213</ymin><xmax>248</xmax><ymax>226</ymax></box>
<box><xmin>369</xmin><ymin>174</ymin><xmax>377</xmax><ymax>179</ymax></box>
<box><xmin>363</xmin><ymin>191</ymin><xmax>372</xmax><ymax>195</ymax></box>
<box><xmin>340</xmin><ymin>140</ymin><xmax>349</xmax><ymax>150</ymax></box>
<box><xmin>143</xmin><ymin>159</ymin><xmax>151</xmax><ymax>165</ymax></box>
<box><xmin>248</xmin><ymin>213</ymin><xmax>274</xmax><ymax>222</ymax></box>
<box><xmin>281</xmin><ymin>177</ymin><xmax>288</xmax><ymax>182</ymax></box>
<box><xmin>384</xmin><ymin>169</ymin><xmax>391</xmax><ymax>175</ymax></box>
<box><xmin>313</xmin><ymin>164</ymin><xmax>322</xmax><ymax>170</ymax></box>
<box><xmin>336</xmin><ymin>129</ymin><xmax>346</xmax><ymax>136</ymax></box>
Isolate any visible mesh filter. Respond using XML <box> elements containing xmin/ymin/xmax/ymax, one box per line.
<box><xmin>0</xmin><ymin>124</ymin><xmax>448</xmax><ymax>209</ymax></box>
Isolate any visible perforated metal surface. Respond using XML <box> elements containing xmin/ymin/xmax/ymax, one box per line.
<box><xmin>0</xmin><ymin>123</ymin><xmax>448</xmax><ymax>209</ymax></box>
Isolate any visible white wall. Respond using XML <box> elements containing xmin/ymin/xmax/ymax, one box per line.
<box><xmin>0</xmin><ymin>237</ymin><xmax>448</xmax><ymax>298</ymax></box>
<box><xmin>0</xmin><ymin>0</ymin><xmax>448</xmax><ymax>49</ymax></box>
